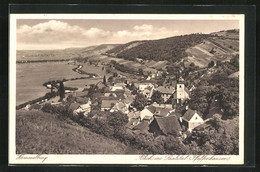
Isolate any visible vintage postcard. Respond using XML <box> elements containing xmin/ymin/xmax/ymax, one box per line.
<box><xmin>9</xmin><ymin>14</ymin><xmax>244</xmax><ymax>164</ymax></box>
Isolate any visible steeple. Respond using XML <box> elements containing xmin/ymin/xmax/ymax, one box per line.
<box><xmin>177</xmin><ymin>76</ymin><xmax>184</xmax><ymax>84</ymax></box>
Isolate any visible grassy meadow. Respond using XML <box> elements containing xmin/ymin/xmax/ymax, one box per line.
<box><xmin>16</xmin><ymin>109</ymin><xmax>139</xmax><ymax>154</ymax></box>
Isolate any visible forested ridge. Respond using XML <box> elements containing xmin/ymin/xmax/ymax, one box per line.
<box><xmin>107</xmin><ymin>34</ymin><xmax>212</xmax><ymax>62</ymax></box>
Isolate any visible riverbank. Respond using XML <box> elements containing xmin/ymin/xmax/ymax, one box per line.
<box><xmin>16</xmin><ymin>60</ymin><xmax>107</xmax><ymax>108</ymax></box>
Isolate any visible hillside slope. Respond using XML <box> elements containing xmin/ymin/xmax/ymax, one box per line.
<box><xmin>16</xmin><ymin>110</ymin><xmax>139</xmax><ymax>154</ymax></box>
<box><xmin>106</xmin><ymin>29</ymin><xmax>239</xmax><ymax>67</ymax></box>
<box><xmin>108</xmin><ymin>34</ymin><xmax>211</xmax><ymax>62</ymax></box>
<box><xmin>106</xmin><ymin>40</ymin><xmax>147</xmax><ymax>57</ymax></box>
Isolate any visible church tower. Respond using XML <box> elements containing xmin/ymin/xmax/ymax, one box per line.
<box><xmin>176</xmin><ymin>76</ymin><xmax>185</xmax><ymax>104</ymax></box>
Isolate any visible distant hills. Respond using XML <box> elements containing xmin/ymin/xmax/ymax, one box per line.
<box><xmin>105</xmin><ymin>29</ymin><xmax>239</xmax><ymax>67</ymax></box>
<box><xmin>16</xmin><ymin>44</ymin><xmax>119</xmax><ymax>61</ymax></box>
<box><xmin>17</xmin><ymin>29</ymin><xmax>239</xmax><ymax>68</ymax></box>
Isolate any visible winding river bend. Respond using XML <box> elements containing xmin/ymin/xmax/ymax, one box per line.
<box><xmin>16</xmin><ymin>61</ymin><xmax>104</xmax><ymax>106</ymax></box>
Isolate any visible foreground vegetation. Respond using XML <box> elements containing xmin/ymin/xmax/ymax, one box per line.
<box><xmin>36</xmin><ymin>101</ymin><xmax>239</xmax><ymax>155</ymax></box>
<box><xmin>16</xmin><ymin>110</ymin><xmax>139</xmax><ymax>154</ymax></box>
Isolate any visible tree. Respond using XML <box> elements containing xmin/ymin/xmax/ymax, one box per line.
<box><xmin>58</xmin><ymin>81</ymin><xmax>65</xmax><ymax>102</ymax></box>
<box><xmin>190</xmin><ymin>62</ymin><xmax>195</xmax><ymax>67</ymax></box>
<box><xmin>188</xmin><ymin>86</ymin><xmax>219</xmax><ymax>116</ymax></box>
<box><xmin>216</xmin><ymin>60</ymin><xmax>221</xmax><ymax>67</ymax></box>
<box><xmin>103</xmin><ymin>75</ymin><xmax>106</xmax><ymax>85</ymax></box>
<box><xmin>107</xmin><ymin>111</ymin><xmax>128</xmax><ymax>129</ymax></box>
<box><xmin>108</xmin><ymin>76</ymin><xmax>114</xmax><ymax>84</ymax></box>
<box><xmin>151</xmin><ymin>90</ymin><xmax>164</xmax><ymax>104</ymax></box>
<box><xmin>208</xmin><ymin>61</ymin><xmax>215</xmax><ymax>68</ymax></box>
<box><xmin>113</xmin><ymin>72</ymin><xmax>118</xmax><ymax>77</ymax></box>
<box><xmin>50</xmin><ymin>80</ymin><xmax>55</xmax><ymax>96</ymax></box>
<box><xmin>157</xmin><ymin>79</ymin><xmax>164</xmax><ymax>86</ymax></box>
<box><xmin>132</xmin><ymin>93</ymin><xmax>148</xmax><ymax>111</ymax></box>
<box><xmin>138</xmin><ymin>68</ymin><xmax>144</xmax><ymax>75</ymax></box>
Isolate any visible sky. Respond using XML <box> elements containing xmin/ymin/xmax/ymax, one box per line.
<box><xmin>16</xmin><ymin>19</ymin><xmax>239</xmax><ymax>50</ymax></box>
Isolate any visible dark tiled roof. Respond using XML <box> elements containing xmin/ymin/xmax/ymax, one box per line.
<box><xmin>146</xmin><ymin>105</ymin><xmax>156</xmax><ymax>113</ymax></box>
<box><xmin>182</xmin><ymin>109</ymin><xmax>203</xmax><ymax>121</ymax></box>
<box><xmin>169</xmin><ymin>112</ymin><xmax>182</xmax><ymax>118</ymax></box>
<box><xmin>153</xmin><ymin>107</ymin><xmax>170</xmax><ymax>117</ymax></box>
<box><xmin>152</xmin><ymin>115</ymin><xmax>181</xmax><ymax>134</ymax></box>
<box><xmin>69</xmin><ymin>103</ymin><xmax>81</xmax><ymax>111</ymax></box>
<box><xmin>75</xmin><ymin>91</ymin><xmax>89</xmax><ymax>97</ymax></box>
<box><xmin>133</xmin><ymin>121</ymin><xmax>150</xmax><ymax>131</ymax></box>
<box><xmin>101</xmin><ymin>100</ymin><xmax>117</xmax><ymax>109</ymax></box>
<box><xmin>182</xmin><ymin>109</ymin><xmax>195</xmax><ymax>121</ymax></box>
<box><xmin>156</xmin><ymin>86</ymin><xmax>175</xmax><ymax>94</ymax></box>
<box><xmin>96</xmin><ymin>81</ymin><xmax>106</xmax><ymax>88</ymax></box>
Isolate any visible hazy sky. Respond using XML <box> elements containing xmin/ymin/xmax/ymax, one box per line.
<box><xmin>16</xmin><ymin>19</ymin><xmax>239</xmax><ymax>50</ymax></box>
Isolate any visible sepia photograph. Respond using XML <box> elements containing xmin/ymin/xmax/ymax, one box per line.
<box><xmin>9</xmin><ymin>14</ymin><xmax>244</xmax><ymax>164</ymax></box>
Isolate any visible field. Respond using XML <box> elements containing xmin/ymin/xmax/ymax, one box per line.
<box><xmin>64</xmin><ymin>78</ymin><xmax>103</xmax><ymax>91</ymax></box>
<box><xmin>185</xmin><ymin>37</ymin><xmax>238</xmax><ymax>67</ymax></box>
<box><xmin>16</xmin><ymin>110</ymin><xmax>139</xmax><ymax>154</ymax></box>
<box><xmin>90</xmin><ymin>55</ymin><xmax>159</xmax><ymax>73</ymax></box>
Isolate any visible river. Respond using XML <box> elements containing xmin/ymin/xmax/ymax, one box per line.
<box><xmin>16</xmin><ymin>61</ymin><xmax>105</xmax><ymax>106</ymax></box>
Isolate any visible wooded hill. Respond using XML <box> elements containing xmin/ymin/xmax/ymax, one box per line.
<box><xmin>106</xmin><ymin>29</ymin><xmax>239</xmax><ymax>67</ymax></box>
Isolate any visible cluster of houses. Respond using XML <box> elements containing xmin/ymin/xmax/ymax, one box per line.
<box><xmin>65</xmin><ymin>75</ymin><xmax>213</xmax><ymax>137</ymax></box>
<box><xmin>126</xmin><ymin>102</ymin><xmax>205</xmax><ymax>135</ymax></box>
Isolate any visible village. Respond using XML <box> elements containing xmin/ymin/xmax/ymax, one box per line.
<box><xmin>14</xmin><ymin>19</ymin><xmax>240</xmax><ymax>156</ymax></box>
<box><xmin>33</xmin><ymin>57</ymin><xmax>219</xmax><ymax>140</ymax></box>
<box><xmin>18</xmin><ymin>52</ymin><xmax>239</xmax><ymax>156</ymax></box>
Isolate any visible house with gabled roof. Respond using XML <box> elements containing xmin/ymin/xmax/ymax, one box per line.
<box><xmin>127</xmin><ymin>111</ymin><xmax>140</xmax><ymax>120</ymax></box>
<box><xmin>180</xmin><ymin>109</ymin><xmax>204</xmax><ymax>132</ymax></box>
<box><xmin>100</xmin><ymin>99</ymin><xmax>117</xmax><ymax>111</ymax></box>
<box><xmin>133</xmin><ymin>83</ymin><xmax>155</xmax><ymax>100</ymax></box>
<box><xmin>140</xmin><ymin>105</ymin><xmax>156</xmax><ymax>121</ymax></box>
<box><xmin>149</xmin><ymin>115</ymin><xmax>182</xmax><ymax>135</ymax></box>
<box><xmin>96</xmin><ymin>81</ymin><xmax>107</xmax><ymax>89</ymax></box>
<box><xmin>68</xmin><ymin>102</ymin><xmax>91</xmax><ymax>117</ymax></box>
<box><xmin>109</xmin><ymin>85</ymin><xmax>124</xmax><ymax>92</ymax></box>
<box><xmin>156</xmin><ymin>86</ymin><xmax>175</xmax><ymax>103</ymax></box>
<box><xmin>110</xmin><ymin>101</ymin><xmax>129</xmax><ymax>114</ymax></box>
